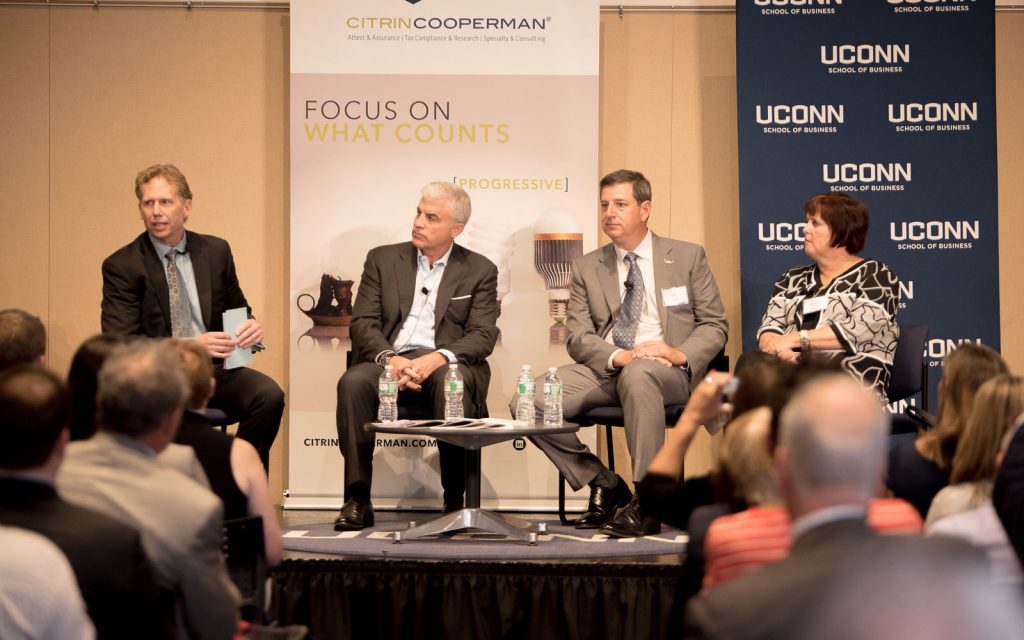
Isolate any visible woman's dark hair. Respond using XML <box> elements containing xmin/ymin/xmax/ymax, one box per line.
<box><xmin>805</xmin><ymin>193</ymin><xmax>869</xmax><ymax>255</ymax></box>
<box><xmin>66</xmin><ymin>334</ymin><xmax>128</xmax><ymax>441</ymax></box>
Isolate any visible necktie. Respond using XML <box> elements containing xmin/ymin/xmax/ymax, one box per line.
<box><xmin>166</xmin><ymin>250</ymin><xmax>195</xmax><ymax>338</ymax></box>
<box><xmin>613</xmin><ymin>252</ymin><xmax>644</xmax><ymax>349</ymax></box>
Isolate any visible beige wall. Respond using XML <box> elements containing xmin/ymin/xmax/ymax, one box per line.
<box><xmin>1</xmin><ymin>8</ymin><xmax>1021</xmax><ymax>494</ymax></box>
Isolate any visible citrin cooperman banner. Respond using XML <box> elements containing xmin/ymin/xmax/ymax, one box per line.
<box><xmin>287</xmin><ymin>0</ymin><xmax>599</xmax><ymax>510</ymax></box>
<box><xmin>736</xmin><ymin>0</ymin><xmax>998</xmax><ymax>413</ymax></box>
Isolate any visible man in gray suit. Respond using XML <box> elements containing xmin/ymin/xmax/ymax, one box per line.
<box><xmin>525</xmin><ymin>169</ymin><xmax>727</xmax><ymax>537</ymax></box>
<box><xmin>58</xmin><ymin>340</ymin><xmax>240</xmax><ymax>640</ymax></box>
<box><xmin>334</xmin><ymin>182</ymin><xmax>499</xmax><ymax>531</ymax></box>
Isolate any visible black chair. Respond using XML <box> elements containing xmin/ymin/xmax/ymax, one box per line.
<box><xmin>205</xmin><ymin>408</ymin><xmax>236</xmax><ymax>433</ymax></box>
<box><xmin>557</xmin><ymin>350</ymin><xmax>730</xmax><ymax>525</ymax></box>
<box><xmin>222</xmin><ymin>515</ymin><xmax>267</xmax><ymax>624</ymax></box>
<box><xmin>886</xmin><ymin>323</ymin><xmax>931</xmax><ymax>435</ymax></box>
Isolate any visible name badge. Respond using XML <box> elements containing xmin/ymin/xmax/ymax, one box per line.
<box><xmin>662</xmin><ymin>286</ymin><xmax>689</xmax><ymax>307</ymax></box>
<box><xmin>802</xmin><ymin>296</ymin><xmax>828</xmax><ymax>315</ymax></box>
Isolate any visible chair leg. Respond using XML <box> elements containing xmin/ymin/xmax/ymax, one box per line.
<box><xmin>558</xmin><ymin>473</ymin><xmax>570</xmax><ymax>526</ymax></box>
<box><xmin>604</xmin><ymin>424</ymin><xmax>616</xmax><ymax>473</ymax></box>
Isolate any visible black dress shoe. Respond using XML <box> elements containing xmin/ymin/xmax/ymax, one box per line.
<box><xmin>333</xmin><ymin>498</ymin><xmax>374</xmax><ymax>531</ymax></box>
<box><xmin>600</xmin><ymin>495</ymin><xmax>661</xmax><ymax>538</ymax></box>
<box><xmin>575</xmin><ymin>476</ymin><xmax>632</xmax><ymax>529</ymax></box>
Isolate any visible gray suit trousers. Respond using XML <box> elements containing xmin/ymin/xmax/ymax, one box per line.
<box><xmin>521</xmin><ymin>360</ymin><xmax>691</xmax><ymax>491</ymax></box>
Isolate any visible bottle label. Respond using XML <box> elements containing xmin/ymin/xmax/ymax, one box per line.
<box><xmin>378</xmin><ymin>381</ymin><xmax>398</xmax><ymax>394</ymax></box>
<box><xmin>446</xmin><ymin>380</ymin><xmax>464</xmax><ymax>393</ymax></box>
<box><xmin>518</xmin><ymin>382</ymin><xmax>536</xmax><ymax>395</ymax></box>
<box><xmin>544</xmin><ymin>383</ymin><xmax>562</xmax><ymax>397</ymax></box>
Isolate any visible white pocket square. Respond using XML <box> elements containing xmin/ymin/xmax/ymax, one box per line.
<box><xmin>451</xmin><ymin>294</ymin><xmax>472</xmax><ymax>301</ymax></box>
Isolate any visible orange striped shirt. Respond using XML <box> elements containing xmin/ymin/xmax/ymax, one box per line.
<box><xmin>702</xmin><ymin>499</ymin><xmax>922</xmax><ymax>590</ymax></box>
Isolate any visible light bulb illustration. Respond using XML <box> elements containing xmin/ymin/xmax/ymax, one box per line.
<box><xmin>533</xmin><ymin>209</ymin><xmax>583</xmax><ymax>328</ymax></box>
<box><xmin>461</xmin><ymin>219</ymin><xmax>515</xmax><ymax>307</ymax></box>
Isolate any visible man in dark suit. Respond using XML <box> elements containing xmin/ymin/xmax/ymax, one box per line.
<box><xmin>683</xmin><ymin>373</ymin><xmax>972</xmax><ymax>640</ymax></box>
<box><xmin>0</xmin><ymin>365</ymin><xmax>172</xmax><ymax>639</ymax></box>
<box><xmin>334</xmin><ymin>181</ymin><xmax>499</xmax><ymax>531</ymax></box>
<box><xmin>522</xmin><ymin>169</ymin><xmax>728</xmax><ymax>537</ymax></box>
<box><xmin>101</xmin><ymin>164</ymin><xmax>283</xmax><ymax>469</ymax></box>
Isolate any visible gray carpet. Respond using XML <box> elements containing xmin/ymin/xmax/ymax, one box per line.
<box><xmin>283</xmin><ymin>518</ymin><xmax>688</xmax><ymax>560</ymax></box>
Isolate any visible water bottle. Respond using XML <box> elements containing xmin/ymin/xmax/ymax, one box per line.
<box><xmin>515</xmin><ymin>365</ymin><xmax>536</xmax><ymax>424</ymax></box>
<box><xmin>444</xmin><ymin>363</ymin><xmax>464</xmax><ymax>420</ymax></box>
<box><xmin>377</xmin><ymin>365</ymin><xmax>398</xmax><ymax>423</ymax></box>
<box><xmin>543</xmin><ymin>367</ymin><xmax>563</xmax><ymax>426</ymax></box>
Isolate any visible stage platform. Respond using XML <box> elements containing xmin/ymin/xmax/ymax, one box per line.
<box><xmin>271</xmin><ymin>509</ymin><xmax>690</xmax><ymax>640</ymax></box>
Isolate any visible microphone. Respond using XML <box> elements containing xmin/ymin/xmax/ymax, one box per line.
<box><xmin>421</xmin><ymin>287</ymin><xmax>430</xmax><ymax>295</ymax></box>
<box><xmin>624</xmin><ymin>281</ymin><xmax>633</xmax><ymax>290</ymax></box>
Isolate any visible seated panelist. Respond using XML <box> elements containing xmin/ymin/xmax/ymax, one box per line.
<box><xmin>101</xmin><ymin>164</ymin><xmax>284</xmax><ymax>470</ymax></box>
<box><xmin>334</xmin><ymin>182</ymin><xmax>499</xmax><ymax>532</ymax></box>
<box><xmin>757</xmin><ymin>193</ymin><xmax>900</xmax><ymax>402</ymax></box>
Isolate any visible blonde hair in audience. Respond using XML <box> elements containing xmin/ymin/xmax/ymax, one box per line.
<box><xmin>169</xmin><ymin>339</ymin><xmax>213</xmax><ymax>411</ymax></box>
<box><xmin>919</xmin><ymin>343</ymin><xmax>1008</xmax><ymax>469</ymax></box>
<box><xmin>718</xmin><ymin>407</ymin><xmax>778</xmax><ymax>505</ymax></box>
<box><xmin>950</xmin><ymin>375</ymin><xmax>1024</xmax><ymax>487</ymax></box>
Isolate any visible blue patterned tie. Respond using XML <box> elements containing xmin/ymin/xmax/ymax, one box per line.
<box><xmin>613</xmin><ymin>252</ymin><xmax>644</xmax><ymax>349</ymax></box>
<box><xmin>166</xmin><ymin>250</ymin><xmax>195</xmax><ymax>338</ymax></box>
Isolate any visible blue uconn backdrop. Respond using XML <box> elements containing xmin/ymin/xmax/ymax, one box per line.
<box><xmin>736</xmin><ymin>0</ymin><xmax>998</xmax><ymax>411</ymax></box>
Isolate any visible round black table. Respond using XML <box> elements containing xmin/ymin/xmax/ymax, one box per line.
<box><xmin>365</xmin><ymin>419</ymin><xmax>579</xmax><ymax>543</ymax></box>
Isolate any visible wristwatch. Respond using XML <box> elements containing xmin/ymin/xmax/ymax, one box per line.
<box><xmin>799</xmin><ymin>330</ymin><xmax>811</xmax><ymax>353</ymax></box>
<box><xmin>376</xmin><ymin>350</ymin><xmax>397</xmax><ymax>367</ymax></box>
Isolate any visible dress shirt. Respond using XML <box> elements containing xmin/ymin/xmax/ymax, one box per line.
<box><xmin>790</xmin><ymin>503</ymin><xmax>868</xmax><ymax>541</ymax></box>
<box><xmin>148</xmin><ymin>232</ymin><xmax>206</xmax><ymax>336</ymax></box>
<box><xmin>604</xmin><ymin>231</ymin><xmax>665</xmax><ymax>368</ymax></box>
<box><xmin>392</xmin><ymin>243</ymin><xmax>456</xmax><ymax>363</ymax></box>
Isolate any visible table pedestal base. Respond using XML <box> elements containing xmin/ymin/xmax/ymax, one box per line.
<box><xmin>392</xmin><ymin>508</ymin><xmax>544</xmax><ymax>544</ymax></box>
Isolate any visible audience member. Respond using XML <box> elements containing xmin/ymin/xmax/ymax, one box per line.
<box><xmin>57</xmin><ymin>340</ymin><xmax>240</xmax><ymax>640</ymax></box>
<box><xmin>930</xmin><ymin>417</ymin><xmax>1024</xmax><ymax>587</ymax></box>
<box><xmin>0</xmin><ymin>524</ymin><xmax>95</xmax><ymax>640</ymax></box>
<box><xmin>0</xmin><ymin>308</ymin><xmax>46</xmax><ymax>370</ymax></box>
<box><xmin>887</xmin><ymin>343</ymin><xmax>1008</xmax><ymax>517</ymax></box>
<box><xmin>171</xmin><ymin>338</ymin><xmax>283</xmax><ymax>565</ymax></box>
<box><xmin>702</xmin><ymin>406</ymin><xmax>920</xmax><ymax>590</ymax></box>
<box><xmin>520</xmin><ymin>169</ymin><xmax>728</xmax><ymax>538</ymax></box>
<box><xmin>794</xmin><ymin>535</ymin><xmax>1018</xmax><ymax>640</ymax></box>
<box><xmin>66</xmin><ymin>334</ymin><xmax>127</xmax><ymax>440</ymax></box>
<box><xmin>994</xmin><ymin>417</ymin><xmax>1024</xmax><ymax>566</ymax></box>
<box><xmin>684</xmin><ymin>374</ymin><xmax>971</xmax><ymax>640</ymax></box>
<box><xmin>0</xmin><ymin>365</ymin><xmax>171</xmax><ymax>639</ymax></box>
<box><xmin>926</xmin><ymin>375</ymin><xmax>1024</xmax><ymax>527</ymax></box>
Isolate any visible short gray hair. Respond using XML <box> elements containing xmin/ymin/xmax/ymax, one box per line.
<box><xmin>97</xmin><ymin>340</ymin><xmax>188</xmax><ymax>437</ymax></box>
<box><xmin>778</xmin><ymin>374</ymin><xmax>889</xmax><ymax>502</ymax></box>
<box><xmin>421</xmin><ymin>181</ymin><xmax>471</xmax><ymax>225</ymax></box>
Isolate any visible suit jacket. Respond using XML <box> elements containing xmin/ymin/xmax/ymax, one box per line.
<box><xmin>349</xmin><ymin>242</ymin><xmax>499</xmax><ymax>391</ymax></box>
<box><xmin>566</xmin><ymin>233</ymin><xmax>727</xmax><ymax>380</ymax></box>
<box><xmin>101</xmin><ymin>231</ymin><xmax>251</xmax><ymax>337</ymax></box>
<box><xmin>0</xmin><ymin>477</ymin><xmax>172</xmax><ymax>639</ymax></box>
<box><xmin>994</xmin><ymin>424</ymin><xmax>1024</xmax><ymax>565</ymax></box>
<box><xmin>57</xmin><ymin>432</ymin><xmax>240</xmax><ymax>640</ymax></box>
<box><xmin>683</xmin><ymin>517</ymin><xmax>983</xmax><ymax>640</ymax></box>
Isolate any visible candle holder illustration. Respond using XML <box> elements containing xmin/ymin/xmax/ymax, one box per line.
<box><xmin>297</xmin><ymin>274</ymin><xmax>354</xmax><ymax>326</ymax></box>
<box><xmin>533</xmin><ymin>211</ymin><xmax>583</xmax><ymax>342</ymax></box>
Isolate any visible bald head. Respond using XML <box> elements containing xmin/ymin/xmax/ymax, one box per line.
<box><xmin>777</xmin><ymin>374</ymin><xmax>889</xmax><ymax>514</ymax></box>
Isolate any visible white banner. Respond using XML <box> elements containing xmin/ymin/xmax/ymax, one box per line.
<box><xmin>287</xmin><ymin>0</ymin><xmax>600</xmax><ymax>511</ymax></box>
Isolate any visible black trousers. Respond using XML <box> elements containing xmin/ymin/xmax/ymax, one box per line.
<box><xmin>336</xmin><ymin>352</ymin><xmax>487</xmax><ymax>506</ymax></box>
<box><xmin>209</xmin><ymin>365</ymin><xmax>285</xmax><ymax>471</ymax></box>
